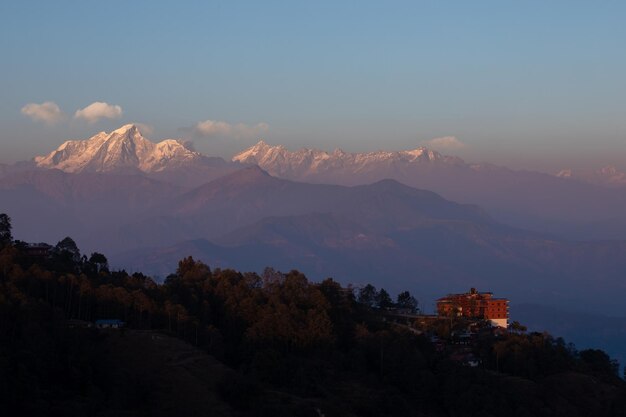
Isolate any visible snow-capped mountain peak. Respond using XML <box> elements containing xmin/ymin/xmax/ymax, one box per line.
<box><xmin>232</xmin><ymin>140</ymin><xmax>274</xmax><ymax>163</ymax></box>
<box><xmin>35</xmin><ymin>124</ymin><xmax>203</xmax><ymax>173</ymax></box>
<box><xmin>111</xmin><ymin>123</ymin><xmax>139</xmax><ymax>135</ymax></box>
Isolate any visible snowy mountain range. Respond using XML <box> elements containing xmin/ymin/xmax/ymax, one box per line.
<box><xmin>557</xmin><ymin>165</ymin><xmax>626</xmax><ymax>187</ymax></box>
<box><xmin>235</xmin><ymin>140</ymin><xmax>626</xmax><ymax>189</ymax></box>
<box><xmin>31</xmin><ymin>125</ymin><xmax>626</xmax><ymax>191</ymax></box>
<box><xmin>233</xmin><ymin>140</ymin><xmax>465</xmax><ymax>183</ymax></box>
<box><xmin>34</xmin><ymin>127</ymin><xmax>469</xmax><ymax>182</ymax></box>
<box><xmin>34</xmin><ymin>124</ymin><xmax>204</xmax><ymax>173</ymax></box>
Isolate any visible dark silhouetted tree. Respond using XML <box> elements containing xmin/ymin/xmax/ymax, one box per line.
<box><xmin>358</xmin><ymin>284</ymin><xmax>377</xmax><ymax>308</ymax></box>
<box><xmin>509</xmin><ymin>320</ymin><xmax>527</xmax><ymax>333</ymax></box>
<box><xmin>0</xmin><ymin>213</ymin><xmax>12</xmax><ymax>247</ymax></box>
<box><xmin>177</xmin><ymin>256</ymin><xmax>211</xmax><ymax>282</ymax></box>
<box><xmin>55</xmin><ymin>237</ymin><xmax>81</xmax><ymax>263</ymax></box>
<box><xmin>261</xmin><ymin>266</ymin><xmax>284</xmax><ymax>285</ymax></box>
<box><xmin>396</xmin><ymin>291</ymin><xmax>418</xmax><ymax>313</ymax></box>
<box><xmin>89</xmin><ymin>252</ymin><xmax>109</xmax><ymax>273</ymax></box>
<box><xmin>580</xmin><ymin>349</ymin><xmax>619</xmax><ymax>377</ymax></box>
<box><xmin>376</xmin><ymin>288</ymin><xmax>393</xmax><ymax>309</ymax></box>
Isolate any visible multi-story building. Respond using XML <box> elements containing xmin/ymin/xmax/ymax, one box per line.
<box><xmin>437</xmin><ymin>288</ymin><xmax>509</xmax><ymax>328</ymax></box>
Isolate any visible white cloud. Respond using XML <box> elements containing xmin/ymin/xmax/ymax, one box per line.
<box><xmin>422</xmin><ymin>136</ymin><xmax>466</xmax><ymax>151</ymax></box>
<box><xmin>74</xmin><ymin>102</ymin><xmax>123</xmax><ymax>123</ymax></box>
<box><xmin>195</xmin><ymin>119</ymin><xmax>269</xmax><ymax>139</ymax></box>
<box><xmin>21</xmin><ymin>101</ymin><xmax>64</xmax><ymax>124</ymax></box>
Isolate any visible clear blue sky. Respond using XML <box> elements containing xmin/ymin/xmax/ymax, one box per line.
<box><xmin>1</xmin><ymin>0</ymin><xmax>625</xmax><ymax>171</ymax></box>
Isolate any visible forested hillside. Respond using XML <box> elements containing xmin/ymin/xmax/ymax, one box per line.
<box><xmin>1</xmin><ymin>214</ymin><xmax>625</xmax><ymax>416</ymax></box>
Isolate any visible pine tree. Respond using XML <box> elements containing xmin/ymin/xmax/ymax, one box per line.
<box><xmin>0</xmin><ymin>213</ymin><xmax>12</xmax><ymax>247</ymax></box>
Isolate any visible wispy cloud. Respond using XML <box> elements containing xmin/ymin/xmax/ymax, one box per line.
<box><xmin>21</xmin><ymin>101</ymin><xmax>64</xmax><ymax>124</ymax></box>
<box><xmin>422</xmin><ymin>136</ymin><xmax>466</xmax><ymax>151</ymax></box>
<box><xmin>194</xmin><ymin>119</ymin><xmax>269</xmax><ymax>139</ymax></box>
<box><xmin>74</xmin><ymin>102</ymin><xmax>123</xmax><ymax>123</ymax></box>
<box><xmin>133</xmin><ymin>122</ymin><xmax>154</xmax><ymax>137</ymax></box>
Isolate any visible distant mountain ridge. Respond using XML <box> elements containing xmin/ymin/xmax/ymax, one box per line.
<box><xmin>4</xmin><ymin>159</ymin><xmax>626</xmax><ymax>316</ymax></box>
<box><xmin>0</xmin><ymin>169</ymin><xmax>184</xmax><ymax>251</ymax></box>
<box><xmin>233</xmin><ymin>141</ymin><xmax>626</xmax><ymax>240</ymax></box>
<box><xmin>164</xmin><ymin>165</ymin><xmax>492</xmax><ymax>239</ymax></box>
<box><xmin>107</xmin><ymin>166</ymin><xmax>626</xmax><ymax>316</ymax></box>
